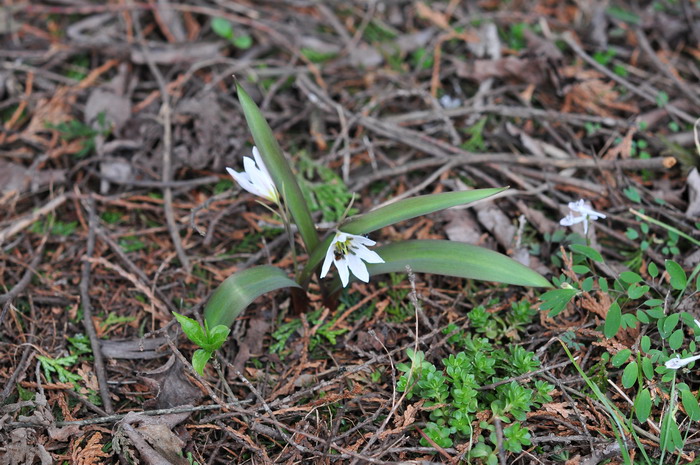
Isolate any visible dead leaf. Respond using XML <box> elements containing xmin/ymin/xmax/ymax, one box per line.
<box><xmin>73</xmin><ymin>432</ymin><xmax>111</xmax><ymax>465</ymax></box>
<box><xmin>130</xmin><ymin>42</ymin><xmax>222</xmax><ymax>65</ymax></box>
<box><xmin>0</xmin><ymin>160</ymin><xmax>66</xmax><ymax>195</ymax></box>
<box><xmin>232</xmin><ymin>310</ymin><xmax>271</xmax><ymax>372</ymax></box>
<box><xmin>686</xmin><ymin>168</ymin><xmax>700</xmax><ymax>218</ymax></box>
<box><xmin>23</xmin><ymin>87</ymin><xmax>75</xmax><ymax>142</ymax></box>
<box><xmin>147</xmin><ymin>356</ymin><xmax>203</xmax><ymax>409</ymax></box>
<box><xmin>85</xmin><ymin>88</ymin><xmax>131</xmax><ymax>135</ymax></box>
<box><xmin>442</xmin><ymin>208</ymin><xmax>482</xmax><ymax>244</ymax></box>
<box><xmin>455</xmin><ymin>56</ymin><xmax>551</xmax><ymax>86</ymax></box>
<box><xmin>137</xmin><ymin>424</ymin><xmax>189</xmax><ymax>465</ymax></box>
<box><xmin>542</xmin><ymin>401</ymin><xmax>574</xmax><ymax>419</ymax></box>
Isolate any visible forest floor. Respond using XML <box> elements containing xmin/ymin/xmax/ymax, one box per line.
<box><xmin>1</xmin><ymin>1</ymin><xmax>700</xmax><ymax>464</ymax></box>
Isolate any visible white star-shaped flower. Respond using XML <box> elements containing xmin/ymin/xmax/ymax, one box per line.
<box><xmin>665</xmin><ymin>354</ymin><xmax>700</xmax><ymax>370</ymax></box>
<box><xmin>320</xmin><ymin>231</ymin><xmax>385</xmax><ymax>287</ymax></box>
<box><xmin>226</xmin><ymin>146</ymin><xmax>279</xmax><ymax>204</ymax></box>
<box><xmin>559</xmin><ymin>199</ymin><xmax>606</xmax><ymax>234</ymax></box>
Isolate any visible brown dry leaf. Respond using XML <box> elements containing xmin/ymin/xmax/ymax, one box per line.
<box><xmin>0</xmin><ymin>160</ymin><xmax>66</xmax><ymax>195</ymax></box>
<box><xmin>130</xmin><ymin>42</ymin><xmax>222</xmax><ymax>65</ymax></box>
<box><xmin>455</xmin><ymin>56</ymin><xmax>551</xmax><ymax>86</ymax></box>
<box><xmin>604</xmin><ymin>127</ymin><xmax>636</xmax><ymax>160</ymax></box>
<box><xmin>394</xmin><ymin>401</ymin><xmax>422</xmax><ymax>429</ymax></box>
<box><xmin>23</xmin><ymin>87</ymin><xmax>75</xmax><ymax>142</ymax></box>
<box><xmin>1</xmin><ymin>428</ymin><xmax>52</xmax><ymax>465</ymax></box>
<box><xmin>137</xmin><ymin>424</ymin><xmax>189</xmax><ymax>465</ymax></box>
<box><xmin>686</xmin><ymin>168</ymin><xmax>700</xmax><ymax>218</ymax></box>
<box><xmin>542</xmin><ymin>401</ymin><xmax>575</xmax><ymax>419</ymax></box>
<box><xmin>149</xmin><ymin>357</ymin><xmax>203</xmax><ymax>409</ymax></box>
<box><xmin>442</xmin><ymin>208</ymin><xmax>482</xmax><ymax>244</ymax></box>
<box><xmin>73</xmin><ymin>432</ymin><xmax>110</xmax><ymax>465</ymax></box>
<box><xmin>232</xmin><ymin>310</ymin><xmax>272</xmax><ymax>372</ymax></box>
<box><xmin>561</xmin><ymin>69</ymin><xmax>639</xmax><ymax>116</ymax></box>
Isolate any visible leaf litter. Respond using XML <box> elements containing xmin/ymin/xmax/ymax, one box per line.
<box><xmin>1</xmin><ymin>1</ymin><xmax>699</xmax><ymax>463</ymax></box>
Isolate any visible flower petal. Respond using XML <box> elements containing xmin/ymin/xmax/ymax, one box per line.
<box><xmin>357</xmin><ymin>248</ymin><xmax>384</xmax><ymax>264</ymax></box>
<box><xmin>346</xmin><ymin>253</ymin><xmax>369</xmax><ymax>282</ymax></box>
<box><xmin>320</xmin><ymin>246</ymin><xmax>335</xmax><ymax>278</ymax></box>
<box><xmin>335</xmin><ymin>257</ymin><xmax>350</xmax><ymax>287</ymax></box>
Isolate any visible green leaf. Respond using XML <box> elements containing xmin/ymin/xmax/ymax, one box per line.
<box><xmin>619</xmin><ymin>271</ymin><xmax>642</xmax><ymax>284</ymax></box>
<box><xmin>641</xmin><ymin>357</ymin><xmax>654</xmax><ymax>380</ymax></box>
<box><xmin>604</xmin><ymin>303</ymin><xmax>621</xmax><ymax>339</ymax></box>
<box><xmin>569</xmin><ymin>244</ymin><xmax>603</xmax><ymax>263</ymax></box>
<box><xmin>204</xmin><ymin>265</ymin><xmax>301</xmax><ymax>328</ymax></box>
<box><xmin>232</xmin><ymin>34</ymin><xmax>253</xmax><ymax>49</ymax></box>
<box><xmin>173</xmin><ymin>312</ymin><xmax>208</xmax><ymax>348</ymax></box>
<box><xmin>648</xmin><ymin>262</ymin><xmax>659</xmax><ymax>278</ymax></box>
<box><xmin>236</xmin><ymin>82</ymin><xmax>319</xmax><ymax>252</ymax></box>
<box><xmin>668</xmin><ymin>329</ymin><xmax>684</xmax><ymax>350</ymax></box>
<box><xmin>635</xmin><ymin>388</ymin><xmax>652</xmax><ymax>423</ymax></box>
<box><xmin>355</xmin><ymin>240</ymin><xmax>551</xmax><ymax>290</ymax></box>
<box><xmin>207</xmin><ymin>325</ymin><xmax>231</xmax><ymax>349</ymax></box>
<box><xmin>539</xmin><ymin>288</ymin><xmax>578</xmax><ymax>317</ymax></box>
<box><xmin>622</xmin><ymin>361</ymin><xmax>638</xmax><ymax>388</ymax></box>
<box><xmin>301</xmin><ymin>188</ymin><xmax>508</xmax><ymax>285</ymax></box>
<box><xmin>627</xmin><ymin>284</ymin><xmax>649</xmax><ymax>300</ymax></box>
<box><xmin>682</xmin><ymin>389</ymin><xmax>700</xmax><ymax>421</ymax></box>
<box><xmin>211</xmin><ymin>18</ymin><xmax>233</xmax><ymax>39</ymax></box>
<box><xmin>665</xmin><ymin>260</ymin><xmax>687</xmax><ymax>291</ymax></box>
<box><xmin>342</xmin><ymin>188</ymin><xmax>507</xmax><ymax>235</ymax></box>
<box><xmin>611</xmin><ymin>349</ymin><xmax>631</xmax><ymax>367</ymax></box>
<box><xmin>192</xmin><ymin>349</ymin><xmax>213</xmax><ymax>376</ymax></box>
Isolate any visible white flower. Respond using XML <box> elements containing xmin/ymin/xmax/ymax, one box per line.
<box><xmin>226</xmin><ymin>146</ymin><xmax>279</xmax><ymax>204</ymax></box>
<box><xmin>559</xmin><ymin>199</ymin><xmax>606</xmax><ymax>234</ymax></box>
<box><xmin>665</xmin><ymin>354</ymin><xmax>700</xmax><ymax>370</ymax></box>
<box><xmin>320</xmin><ymin>231</ymin><xmax>385</xmax><ymax>287</ymax></box>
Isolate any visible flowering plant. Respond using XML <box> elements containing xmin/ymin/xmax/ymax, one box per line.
<box><xmin>176</xmin><ymin>83</ymin><xmax>551</xmax><ymax>372</ymax></box>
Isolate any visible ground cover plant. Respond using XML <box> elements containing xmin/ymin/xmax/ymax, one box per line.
<box><xmin>1</xmin><ymin>1</ymin><xmax>699</xmax><ymax>464</ymax></box>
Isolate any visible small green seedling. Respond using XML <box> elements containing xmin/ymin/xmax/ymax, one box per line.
<box><xmin>172</xmin><ymin>312</ymin><xmax>230</xmax><ymax>375</ymax></box>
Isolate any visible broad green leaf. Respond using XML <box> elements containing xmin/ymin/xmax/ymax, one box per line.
<box><xmin>204</xmin><ymin>265</ymin><xmax>301</xmax><ymax>328</ymax></box>
<box><xmin>236</xmin><ymin>83</ymin><xmax>319</xmax><ymax>252</ymax></box>
<box><xmin>665</xmin><ymin>260</ymin><xmax>687</xmax><ymax>291</ymax></box>
<box><xmin>635</xmin><ymin>388</ymin><xmax>652</xmax><ymax>423</ymax></box>
<box><xmin>682</xmin><ymin>389</ymin><xmax>700</xmax><ymax>421</ymax></box>
<box><xmin>342</xmin><ymin>188</ymin><xmax>506</xmax><ymax>235</ymax></box>
<box><xmin>621</xmin><ymin>361</ymin><xmax>638</xmax><ymax>388</ymax></box>
<box><xmin>604</xmin><ymin>302</ymin><xmax>621</xmax><ymax>339</ymax></box>
<box><xmin>192</xmin><ymin>349</ymin><xmax>213</xmax><ymax>376</ymax></box>
<box><xmin>300</xmin><ymin>189</ymin><xmax>508</xmax><ymax>284</ymax></box>
<box><xmin>641</xmin><ymin>356</ymin><xmax>654</xmax><ymax>380</ymax></box>
<box><xmin>173</xmin><ymin>312</ymin><xmax>208</xmax><ymax>348</ymax></box>
<box><xmin>569</xmin><ymin>244</ymin><xmax>603</xmax><ymax>263</ymax></box>
<box><xmin>327</xmin><ymin>240</ymin><xmax>551</xmax><ymax>293</ymax></box>
<box><xmin>641</xmin><ymin>335</ymin><xmax>651</xmax><ymax>353</ymax></box>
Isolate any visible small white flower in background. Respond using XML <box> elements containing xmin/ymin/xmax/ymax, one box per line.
<box><xmin>559</xmin><ymin>199</ymin><xmax>606</xmax><ymax>234</ymax></box>
<box><xmin>226</xmin><ymin>146</ymin><xmax>279</xmax><ymax>204</ymax></box>
<box><xmin>439</xmin><ymin>94</ymin><xmax>462</xmax><ymax>109</ymax></box>
<box><xmin>665</xmin><ymin>354</ymin><xmax>700</xmax><ymax>370</ymax></box>
<box><xmin>320</xmin><ymin>231</ymin><xmax>385</xmax><ymax>288</ymax></box>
